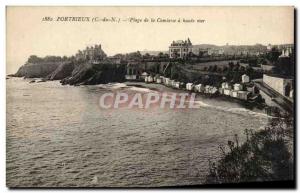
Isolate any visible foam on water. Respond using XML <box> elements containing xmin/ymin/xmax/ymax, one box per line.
<box><xmin>128</xmin><ymin>86</ymin><xmax>157</xmax><ymax>93</ymax></box>
<box><xmin>96</xmin><ymin>83</ymin><xmax>128</xmax><ymax>89</ymax></box>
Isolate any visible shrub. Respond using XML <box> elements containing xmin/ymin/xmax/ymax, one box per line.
<box><xmin>206</xmin><ymin>118</ymin><xmax>294</xmax><ymax>184</ymax></box>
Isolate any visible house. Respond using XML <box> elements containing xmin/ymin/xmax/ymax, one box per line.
<box><xmin>125</xmin><ymin>63</ymin><xmax>139</xmax><ymax>80</ymax></box>
<box><xmin>234</xmin><ymin>83</ymin><xmax>243</xmax><ymax>91</ymax></box>
<box><xmin>241</xmin><ymin>74</ymin><xmax>250</xmax><ymax>83</ymax></box>
<box><xmin>169</xmin><ymin>38</ymin><xmax>193</xmax><ymax>59</ymax></box>
<box><xmin>186</xmin><ymin>83</ymin><xmax>194</xmax><ymax>91</ymax></box>
<box><xmin>75</xmin><ymin>44</ymin><xmax>107</xmax><ymax>62</ymax></box>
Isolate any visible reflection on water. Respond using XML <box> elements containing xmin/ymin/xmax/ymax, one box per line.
<box><xmin>6</xmin><ymin>78</ymin><xmax>268</xmax><ymax>187</ymax></box>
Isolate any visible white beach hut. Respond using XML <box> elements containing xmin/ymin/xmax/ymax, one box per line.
<box><xmin>242</xmin><ymin>74</ymin><xmax>250</xmax><ymax>83</ymax></box>
<box><xmin>234</xmin><ymin>83</ymin><xmax>243</xmax><ymax>91</ymax></box>
<box><xmin>224</xmin><ymin>89</ymin><xmax>231</xmax><ymax>96</ymax></box>
<box><xmin>186</xmin><ymin>83</ymin><xmax>194</xmax><ymax>91</ymax></box>
<box><xmin>156</xmin><ymin>77</ymin><xmax>162</xmax><ymax>84</ymax></box>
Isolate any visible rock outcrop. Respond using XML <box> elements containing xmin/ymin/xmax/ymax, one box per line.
<box><xmin>14</xmin><ymin>62</ymin><xmax>60</xmax><ymax>78</ymax></box>
<box><xmin>60</xmin><ymin>62</ymin><xmax>126</xmax><ymax>85</ymax></box>
<box><xmin>47</xmin><ymin>62</ymin><xmax>75</xmax><ymax>80</ymax></box>
<box><xmin>14</xmin><ymin>56</ymin><xmax>127</xmax><ymax>85</ymax></box>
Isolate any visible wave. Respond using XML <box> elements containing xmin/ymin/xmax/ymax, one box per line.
<box><xmin>192</xmin><ymin>99</ymin><xmax>270</xmax><ymax>118</ymax></box>
<box><xmin>128</xmin><ymin>86</ymin><xmax>158</xmax><ymax>93</ymax></box>
<box><xmin>96</xmin><ymin>83</ymin><xmax>128</xmax><ymax>89</ymax></box>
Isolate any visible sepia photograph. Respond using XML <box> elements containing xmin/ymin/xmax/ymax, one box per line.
<box><xmin>6</xmin><ymin>6</ymin><xmax>295</xmax><ymax>188</ymax></box>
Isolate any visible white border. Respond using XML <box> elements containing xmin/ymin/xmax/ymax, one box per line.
<box><xmin>1</xmin><ymin>0</ymin><xmax>299</xmax><ymax>192</ymax></box>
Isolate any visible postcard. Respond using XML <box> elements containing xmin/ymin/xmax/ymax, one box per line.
<box><xmin>6</xmin><ymin>6</ymin><xmax>295</xmax><ymax>188</ymax></box>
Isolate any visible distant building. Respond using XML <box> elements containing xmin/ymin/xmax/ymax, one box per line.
<box><xmin>267</xmin><ymin>44</ymin><xmax>272</xmax><ymax>51</ymax></box>
<box><xmin>75</xmin><ymin>44</ymin><xmax>107</xmax><ymax>62</ymax></box>
<box><xmin>279</xmin><ymin>47</ymin><xmax>293</xmax><ymax>58</ymax></box>
<box><xmin>207</xmin><ymin>48</ymin><xmax>224</xmax><ymax>56</ymax></box>
<box><xmin>169</xmin><ymin>38</ymin><xmax>193</xmax><ymax>59</ymax></box>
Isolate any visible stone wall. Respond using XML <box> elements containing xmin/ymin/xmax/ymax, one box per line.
<box><xmin>263</xmin><ymin>74</ymin><xmax>292</xmax><ymax>97</ymax></box>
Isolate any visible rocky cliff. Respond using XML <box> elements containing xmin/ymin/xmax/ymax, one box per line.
<box><xmin>60</xmin><ymin>62</ymin><xmax>126</xmax><ymax>85</ymax></box>
<box><xmin>14</xmin><ymin>62</ymin><xmax>60</xmax><ymax>78</ymax></box>
<box><xmin>14</xmin><ymin>57</ymin><xmax>127</xmax><ymax>86</ymax></box>
<box><xmin>47</xmin><ymin>62</ymin><xmax>75</xmax><ymax>80</ymax></box>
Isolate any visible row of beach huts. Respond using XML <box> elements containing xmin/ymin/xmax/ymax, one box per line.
<box><xmin>144</xmin><ymin>73</ymin><xmax>256</xmax><ymax>101</ymax></box>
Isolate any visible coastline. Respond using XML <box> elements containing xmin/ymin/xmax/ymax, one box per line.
<box><xmin>124</xmin><ymin>81</ymin><xmax>267</xmax><ymax>115</ymax></box>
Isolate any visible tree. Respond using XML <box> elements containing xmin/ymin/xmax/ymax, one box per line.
<box><xmin>266</xmin><ymin>47</ymin><xmax>281</xmax><ymax>63</ymax></box>
<box><xmin>144</xmin><ymin>53</ymin><xmax>151</xmax><ymax>58</ymax></box>
<box><xmin>158</xmin><ymin>52</ymin><xmax>164</xmax><ymax>58</ymax></box>
<box><xmin>272</xmin><ymin>57</ymin><xmax>294</xmax><ymax>76</ymax></box>
<box><xmin>222</xmin><ymin>66</ymin><xmax>228</xmax><ymax>72</ymax></box>
<box><xmin>27</xmin><ymin>55</ymin><xmax>42</xmax><ymax>63</ymax></box>
<box><xmin>212</xmin><ymin>65</ymin><xmax>218</xmax><ymax>72</ymax></box>
<box><xmin>228</xmin><ymin>62</ymin><xmax>234</xmax><ymax>70</ymax></box>
<box><xmin>206</xmin><ymin>118</ymin><xmax>293</xmax><ymax>184</ymax></box>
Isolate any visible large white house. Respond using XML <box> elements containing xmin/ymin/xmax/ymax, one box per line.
<box><xmin>169</xmin><ymin>38</ymin><xmax>193</xmax><ymax>59</ymax></box>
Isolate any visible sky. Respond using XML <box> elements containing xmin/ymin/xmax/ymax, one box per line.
<box><xmin>6</xmin><ymin>6</ymin><xmax>294</xmax><ymax>74</ymax></box>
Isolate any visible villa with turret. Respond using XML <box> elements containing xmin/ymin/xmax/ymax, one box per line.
<box><xmin>75</xmin><ymin>44</ymin><xmax>107</xmax><ymax>63</ymax></box>
<box><xmin>169</xmin><ymin>38</ymin><xmax>193</xmax><ymax>59</ymax></box>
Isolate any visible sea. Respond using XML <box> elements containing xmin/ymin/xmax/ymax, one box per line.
<box><xmin>6</xmin><ymin>77</ymin><xmax>269</xmax><ymax>187</ymax></box>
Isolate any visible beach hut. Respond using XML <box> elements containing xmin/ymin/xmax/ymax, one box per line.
<box><xmin>141</xmin><ymin>72</ymin><xmax>148</xmax><ymax>80</ymax></box>
<box><xmin>222</xmin><ymin>82</ymin><xmax>232</xmax><ymax>89</ymax></box>
<box><xmin>224</xmin><ymin>89</ymin><xmax>231</xmax><ymax>96</ymax></box>
<box><xmin>242</xmin><ymin>74</ymin><xmax>250</xmax><ymax>83</ymax></box>
<box><xmin>234</xmin><ymin>83</ymin><xmax>243</xmax><ymax>91</ymax></box>
<box><xmin>219</xmin><ymin>88</ymin><xmax>224</xmax><ymax>95</ymax></box>
<box><xmin>246</xmin><ymin>84</ymin><xmax>258</xmax><ymax>94</ymax></box>
<box><xmin>195</xmin><ymin>84</ymin><xmax>205</xmax><ymax>93</ymax></box>
<box><xmin>204</xmin><ymin>85</ymin><xmax>211</xmax><ymax>93</ymax></box>
<box><xmin>156</xmin><ymin>77</ymin><xmax>162</xmax><ymax>84</ymax></box>
<box><xmin>148</xmin><ymin>76</ymin><xmax>154</xmax><ymax>83</ymax></box>
<box><xmin>186</xmin><ymin>83</ymin><xmax>194</xmax><ymax>91</ymax></box>
<box><xmin>173</xmin><ymin>81</ymin><xmax>180</xmax><ymax>89</ymax></box>
<box><xmin>211</xmin><ymin>87</ymin><xmax>218</xmax><ymax>94</ymax></box>
<box><xmin>179</xmin><ymin>82</ymin><xmax>184</xmax><ymax>89</ymax></box>
<box><xmin>169</xmin><ymin>79</ymin><xmax>175</xmax><ymax>87</ymax></box>
<box><xmin>165</xmin><ymin>78</ymin><xmax>171</xmax><ymax>86</ymax></box>
<box><xmin>231</xmin><ymin>90</ymin><xmax>238</xmax><ymax>98</ymax></box>
<box><xmin>221</xmin><ymin>82</ymin><xmax>226</xmax><ymax>89</ymax></box>
<box><xmin>161</xmin><ymin>77</ymin><xmax>166</xmax><ymax>84</ymax></box>
<box><xmin>237</xmin><ymin>91</ymin><xmax>250</xmax><ymax>100</ymax></box>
